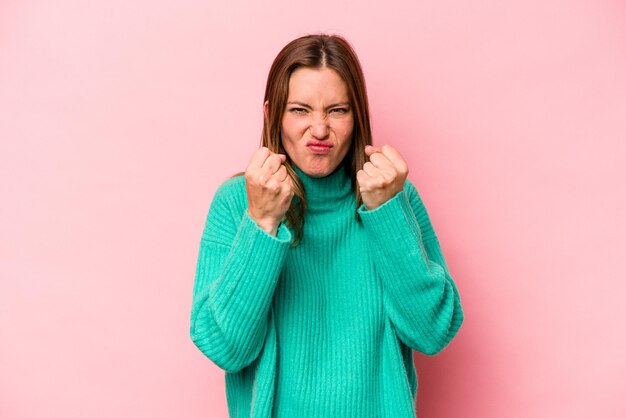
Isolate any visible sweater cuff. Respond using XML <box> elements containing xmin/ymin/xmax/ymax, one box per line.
<box><xmin>241</xmin><ymin>209</ymin><xmax>292</xmax><ymax>242</ymax></box>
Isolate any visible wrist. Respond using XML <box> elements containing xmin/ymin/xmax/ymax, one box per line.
<box><xmin>249</xmin><ymin>213</ymin><xmax>280</xmax><ymax>236</ymax></box>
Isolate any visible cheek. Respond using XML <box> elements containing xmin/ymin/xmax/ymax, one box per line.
<box><xmin>283</xmin><ymin>116</ymin><xmax>309</xmax><ymax>132</ymax></box>
<box><xmin>344</xmin><ymin>116</ymin><xmax>354</xmax><ymax>136</ymax></box>
<box><xmin>341</xmin><ymin>121</ymin><xmax>354</xmax><ymax>140</ymax></box>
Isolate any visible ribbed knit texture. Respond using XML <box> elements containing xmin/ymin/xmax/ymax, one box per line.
<box><xmin>190</xmin><ymin>164</ymin><xmax>464</xmax><ymax>417</ymax></box>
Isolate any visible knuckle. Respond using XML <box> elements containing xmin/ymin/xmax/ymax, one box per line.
<box><xmin>258</xmin><ymin>171</ymin><xmax>270</xmax><ymax>184</ymax></box>
<box><xmin>266</xmin><ymin>181</ymin><xmax>279</xmax><ymax>193</ymax></box>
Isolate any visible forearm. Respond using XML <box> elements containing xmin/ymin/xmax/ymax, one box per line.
<box><xmin>358</xmin><ymin>188</ymin><xmax>464</xmax><ymax>354</ymax></box>
<box><xmin>190</xmin><ymin>210</ymin><xmax>292</xmax><ymax>371</ymax></box>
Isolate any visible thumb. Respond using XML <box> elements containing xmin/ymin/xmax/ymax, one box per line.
<box><xmin>365</xmin><ymin>145</ymin><xmax>381</xmax><ymax>156</ymax></box>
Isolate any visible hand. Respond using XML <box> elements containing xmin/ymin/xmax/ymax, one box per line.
<box><xmin>357</xmin><ymin>144</ymin><xmax>409</xmax><ymax>210</ymax></box>
<box><xmin>245</xmin><ymin>147</ymin><xmax>294</xmax><ymax>235</ymax></box>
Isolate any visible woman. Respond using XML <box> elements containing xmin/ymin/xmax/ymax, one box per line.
<box><xmin>190</xmin><ymin>34</ymin><xmax>464</xmax><ymax>417</ymax></box>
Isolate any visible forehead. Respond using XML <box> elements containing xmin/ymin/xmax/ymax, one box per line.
<box><xmin>287</xmin><ymin>67</ymin><xmax>349</xmax><ymax>101</ymax></box>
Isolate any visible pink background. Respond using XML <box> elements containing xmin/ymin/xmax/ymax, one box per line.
<box><xmin>1</xmin><ymin>1</ymin><xmax>625</xmax><ymax>417</ymax></box>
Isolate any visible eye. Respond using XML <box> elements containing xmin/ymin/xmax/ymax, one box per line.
<box><xmin>289</xmin><ymin>107</ymin><xmax>307</xmax><ymax>115</ymax></box>
<box><xmin>330</xmin><ymin>107</ymin><xmax>349</xmax><ymax>114</ymax></box>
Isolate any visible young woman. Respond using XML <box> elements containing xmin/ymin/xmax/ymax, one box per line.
<box><xmin>190</xmin><ymin>33</ymin><xmax>464</xmax><ymax>417</ymax></box>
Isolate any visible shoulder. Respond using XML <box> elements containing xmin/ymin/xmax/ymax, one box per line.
<box><xmin>201</xmin><ymin>174</ymin><xmax>247</xmax><ymax>243</ymax></box>
<box><xmin>206</xmin><ymin>174</ymin><xmax>248</xmax><ymax>223</ymax></box>
<box><xmin>213</xmin><ymin>173</ymin><xmax>246</xmax><ymax>202</ymax></box>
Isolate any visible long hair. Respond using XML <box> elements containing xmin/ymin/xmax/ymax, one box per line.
<box><xmin>237</xmin><ymin>33</ymin><xmax>373</xmax><ymax>246</ymax></box>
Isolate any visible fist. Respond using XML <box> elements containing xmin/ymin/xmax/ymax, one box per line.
<box><xmin>245</xmin><ymin>147</ymin><xmax>294</xmax><ymax>235</ymax></box>
<box><xmin>356</xmin><ymin>144</ymin><xmax>409</xmax><ymax>210</ymax></box>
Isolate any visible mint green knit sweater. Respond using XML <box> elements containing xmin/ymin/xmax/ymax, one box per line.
<box><xmin>190</xmin><ymin>163</ymin><xmax>463</xmax><ymax>417</ymax></box>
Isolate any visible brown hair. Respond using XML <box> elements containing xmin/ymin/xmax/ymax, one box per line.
<box><xmin>236</xmin><ymin>33</ymin><xmax>372</xmax><ymax>246</ymax></box>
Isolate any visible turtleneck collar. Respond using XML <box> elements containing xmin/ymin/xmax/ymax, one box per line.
<box><xmin>292</xmin><ymin>162</ymin><xmax>354</xmax><ymax>206</ymax></box>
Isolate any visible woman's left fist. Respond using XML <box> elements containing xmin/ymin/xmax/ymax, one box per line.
<box><xmin>357</xmin><ymin>144</ymin><xmax>409</xmax><ymax>210</ymax></box>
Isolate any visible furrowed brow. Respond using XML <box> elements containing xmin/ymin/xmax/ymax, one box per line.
<box><xmin>286</xmin><ymin>101</ymin><xmax>312</xmax><ymax>109</ymax></box>
<box><xmin>286</xmin><ymin>101</ymin><xmax>351</xmax><ymax>111</ymax></box>
<box><xmin>326</xmin><ymin>102</ymin><xmax>351</xmax><ymax>110</ymax></box>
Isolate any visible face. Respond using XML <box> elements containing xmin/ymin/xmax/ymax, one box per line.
<box><xmin>278</xmin><ymin>67</ymin><xmax>354</xmax><ymax>178</ymax></box>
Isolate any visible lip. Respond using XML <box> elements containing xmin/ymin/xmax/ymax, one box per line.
<box><xmin>307</xmin><ymin>141</ymin><xmax>332</xmax><ymax>154</ymax></box>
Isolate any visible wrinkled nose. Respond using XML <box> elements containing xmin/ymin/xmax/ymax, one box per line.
<box><xmin>310</xmin><ymin>114</ymin><xmax>330</xmax><ymax>140</ymax></box>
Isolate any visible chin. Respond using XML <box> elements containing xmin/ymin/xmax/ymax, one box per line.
<box><xmin>300</xmin><ymin>168</ymin><xmax>326</xmax><ymax>178</ymax></box>
<box><xmin>293</xmin><ymin>153</ymin><xmax>346</xmax><ymax>178</ymax></box>
<box><xmin>304</xmin><ymin>161</ymin><xmax>336</xmax><ymax>178</ymax></box>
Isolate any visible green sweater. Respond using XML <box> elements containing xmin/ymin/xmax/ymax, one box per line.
<box><xmin>190</xmin><ymin>163</ymin><xmax>463</xmax><ymax>417</ymax></box>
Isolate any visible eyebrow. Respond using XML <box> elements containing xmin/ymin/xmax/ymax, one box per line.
<box><xmin>286</xmin><ymin>101</ymin><xmax>351</xmax><ymax>111</ymax></box>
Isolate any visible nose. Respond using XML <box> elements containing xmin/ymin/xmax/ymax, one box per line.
<box><xmin>309</xmin><ymin>113</ymin><xmax>330</xmax><ymax>140</ymax></box>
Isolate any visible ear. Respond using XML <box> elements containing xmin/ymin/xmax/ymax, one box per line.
<box><xmin>263</xmin><ymin>100</ymin><xmax>269</xmax><ymax>120</ymax></box>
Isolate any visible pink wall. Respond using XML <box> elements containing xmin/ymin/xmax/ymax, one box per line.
<box><xmin>1</xmin><ymin>1</ymin><xmax>625</xmax><ymax>417</ymax></box>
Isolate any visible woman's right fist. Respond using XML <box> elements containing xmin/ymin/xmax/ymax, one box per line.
<box><xmin>244</xmin><ymin>147</ymin><xmax>294</xmax><ymax>236</ymax></box>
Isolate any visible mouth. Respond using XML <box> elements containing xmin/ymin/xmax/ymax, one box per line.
<box><xmin>307</xmin><ymin>142</ymin><xmax>332</xmax><ymax>154</ymax></box>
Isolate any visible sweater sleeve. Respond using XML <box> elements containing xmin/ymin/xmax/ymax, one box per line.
<box><xmin>357</xmin><ymin>179</ymin><xmax>464</xmax><ymax>355</ymax></box>
<box><xmin>189</xmin><ymin>178</ymin><xmax>292</xmax><ymax>372</ymax></box>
